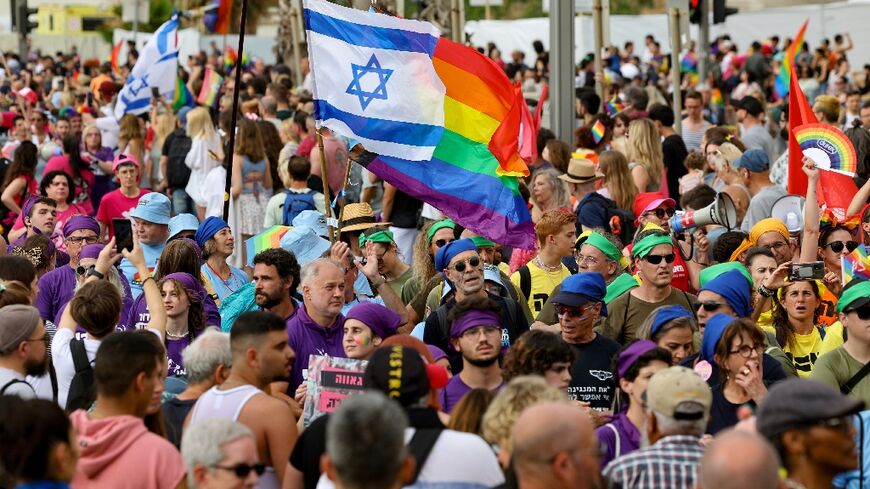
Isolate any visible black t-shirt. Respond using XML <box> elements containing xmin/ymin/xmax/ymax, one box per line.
<box><xmin>161</xmin><ymin>397</ymin><xmax>197</xmax><ymax>448</ymax></box>
<box><xmin>567</xmin><ymin>334</ymin><xmax>621</xmax><ymax>410</ymax></box>
<box><xmin>390</xmin><ymin>189</ymin><xmax>422</xmax><ymax>228</ymax></box>
<box><xmin>662</xmin><ymin>134</ymin><xmax>688</xmax><ymax>204</ymax></box>
<box><xmin>162</xmin><ymin>128</ymin><xmax>193</xmax><ymax>189</ymax></box>
<box><xmin>423</xmin><ymin>293</ymin><xmax>529</xmax><ymax>374</ymax></box>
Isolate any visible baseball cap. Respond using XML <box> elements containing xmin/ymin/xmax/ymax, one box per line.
<box><xmin>550</xmin><ymin>272</ymin><xmax>608</xmax><ymax>316</ymax></box>
<box><xmin>112</xmin><ymin>153</ymin><xmax>139</xmax><ymax>173</ymax></box>
<box><xmin>364</xmin><ymin>345</ymin><xmax>430</xmax><ymax>407</ymax></box>
<box><xmin>633</xmin><ymin>192</ymin><xmax>677</xmax><ymax>222</ymax></box>
<box><xmin>128</xmin><ymin>192</ymin><xmax>171</xmax><ymax>225</ymax></box>
<box><xmin>644</xmin><ymin>366</ymin><xmax>712</xmax><ymax>420</ymax></box>
<box><xmin>168</xmin><ymin>214</ymin><xmax>200</xmax><ymax>241</ymax></box>
<box><xmin>757</xmin><ymin>378</ymin><xmax>864</xmax><ymax>439</ymax></box>
<box><xmin>732</xmin><ymin>149</ymin><xmax>770</xmax><ymax>173</ymax></box>
<box><xmin>737</xmin><ymin>96</ymin><xmax>764</xmax><ymax>117</ymax></box>
<box><xmin>292</xmin><ymin>210</ymin><xmax>328</xmax><ymax>238</ymax></box>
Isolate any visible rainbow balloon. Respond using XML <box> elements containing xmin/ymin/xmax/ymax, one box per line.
<box><xmin>793</xmin><ymin>123</ymin><xmax>857</xmax><ymax>177</ymax></box>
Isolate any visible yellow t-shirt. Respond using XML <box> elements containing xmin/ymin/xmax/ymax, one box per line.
<box><xmin>510</xmin><ymin>260</ymin><xmax>571</xmax><ymax>315</ymax></box>
<box><xmin>762</xmin><ymin>325</ymin><xmax>824</xmax><ymax>378</ymax></box>
<box><xmin>820</xmin><ymin>321</ymin><xmax>845</xmax><ymax>355</ymax></box>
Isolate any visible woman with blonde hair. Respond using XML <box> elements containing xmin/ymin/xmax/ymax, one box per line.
<box><xmin>231</xmin><ymin>118</ymin><xmax>273</xmax><ymax>264</ymax></box>
<box><xmin>598</xmin><ymin>150</ymin><xmax>637</xmax><ymax>210</ymax></box>
<box><xmin>185</xmin><ymin>107</ymin><xmax>223</xmax><ymax>220</ymax></box>
<box><xmin>813</xmin><ymin>94</ymin><xmax>842</xmax><ymax>125</ymax></box>
<box><xmin>148</xmin><ymin>112</ymin><xmax>176</xmax><ymax>192</ymax></box>
<box><xmin>117</xmin><ymin>114</ymin><xmax>146</xmax><ymax>184</ymax></box>
<box><xmin>529</xmin><ymin>167</ymin><xmax>569</xmax><ymax>222</ymax></box>
<box><xmin>625</xmin><ymin>118</ymin><xmax>666</xmax><ymax>195</ymax></box>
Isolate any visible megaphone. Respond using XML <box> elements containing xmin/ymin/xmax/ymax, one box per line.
<box><xmin>670</xmin><ymin>192</ymin><xmax>738</xmax><ymax>233</ymax></box>
<box><xmin>771</xmin><ymin>194</ymin><xmax>806</xmax><ymax>234</ymax></box>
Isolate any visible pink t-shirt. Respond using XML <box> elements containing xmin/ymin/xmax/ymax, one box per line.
<box><xmin>96</xmin><ymin>189</ymin><xmax>150</xmax><ymax>238</ymax></box>
<box><xmin>44</xmin><ymin>155</ymin><xmax>96</xmax><ymax>215</ymax></box>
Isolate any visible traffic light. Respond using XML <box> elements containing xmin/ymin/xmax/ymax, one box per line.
<box><xmin>712</xmin><ymin>0</ymin><xmax>737</xmax><ymax>24</ymax></box>
<box><xmin>689</xmin><ymin>0</ymin><xmax>702</xmax><ymax>25</ymax></box>
<box><xmin>16</xmin><ymin>0</ymin><xmax>37</xmax><ymax>35</ymax></box>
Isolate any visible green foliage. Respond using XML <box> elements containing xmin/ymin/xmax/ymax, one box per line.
<box><xmin>95</xmin><ymin>0</ymin><xmax>175</xmax><ymax>44</ymax></box>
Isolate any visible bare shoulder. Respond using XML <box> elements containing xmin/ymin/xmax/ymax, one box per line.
<box><xmin>242</xmin><ymin>392</ymin><xmax>295</xmax><ymax>419</ymax></box>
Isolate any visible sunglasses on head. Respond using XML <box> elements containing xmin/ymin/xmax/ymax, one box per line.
<box><xmin>825</xmin><ymin>240</ymin><xmax>860</xmax><ymax>254</ymax></box>
<box><xmin>645</xmin><ymin>207</ymin><xmax>676</xmax><ymax>220</ymax></box>
<box><xmin>847</xmin><ymin>305</ymin><xmax>870</xmax><ymax>321</ymax></box>
<box><xmin>212</xmin><ymin>463</ymin><xmax>266</xmax><ymax>479</ymax></box>
<box><xmin>693</xmin><ymin>300</ymin><xmax>724</xmax><ymax>312</ymax></box>
<box><xmin>452</xmin><ymin>256</ymin><xmax>481</xmax><ymax>272</ymax></box>
<box><xmin>644</xmin><ymin>253</ymin><xmax>676</xmax><ymax>265</ymax></box>
<box><xmin>434</xmin><ymin>238</ymin><xmax>454</xmax><ymax>248</ymax></box>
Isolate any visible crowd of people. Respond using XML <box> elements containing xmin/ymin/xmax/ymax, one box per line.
<box><xmin>0</xmin><ymin>14</ymin><xmax>869</xmax><ymax>489</ymax></box>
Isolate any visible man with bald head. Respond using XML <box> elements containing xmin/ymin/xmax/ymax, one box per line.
<box><xmin>285</xmin><ymin>258</ymin><xmax>347</xmax><ymax>392</ymax></box>
<box><xmin>512</xmin><ymin>401</ymin><xmax>600</xmax><ymax>489</ymax></box>
<box><xmin>697</xmin><ymin>429</ymin><xmax>784</xmax><ymax>489</ymax></box>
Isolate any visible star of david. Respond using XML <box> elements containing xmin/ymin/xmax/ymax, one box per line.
<box><xmin>128</xmin><ymin>73</ymin><xmax>150</xmax><ymax>97</ymax></box>
<box><xmin>346</xmin><ymin>54</ymin><xmax>393</xmax><ymax>111</ymax></box>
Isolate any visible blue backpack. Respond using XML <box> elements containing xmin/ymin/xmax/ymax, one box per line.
<box><xmin>281</xmin><ymin>190</ymin><xmax>317</xmax><ymax>225</ymax></box>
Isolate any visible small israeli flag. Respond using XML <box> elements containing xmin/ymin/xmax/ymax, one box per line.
<box><xmin>304</xmin><ymin>0</ymin><xmax>446</xmax><ymax>161</ymax></box>
<box><xmin>114</xmin><ymin>14</ymin><xmax>180</xmax><ymax>119</ymax></box>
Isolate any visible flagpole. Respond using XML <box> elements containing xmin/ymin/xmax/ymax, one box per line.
<box><xmin>222</xmin><ymin>0</ymin><xmax>249</xmax><ymax>223</ymax></box>
<box><xmin>317</xmin><ymin>130</ymin><xmax>335</xmax><ymax>244</ymax></box>
<box><xmin>336</xmin><ymin>154</ymin><xmax>353</xmax><ymax>242</ymax></box>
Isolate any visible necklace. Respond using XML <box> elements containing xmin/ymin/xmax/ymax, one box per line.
<box><xmin>207</xmin><ymin>260</ymin><xmax>241</xmax><ymax>292</ymax></box>
<box><xmin>534</xmin><ymin>256</ymin><xmax>562</xmax><ymax>273</ymax></box>
<box><xmin>166</xmin><ymin>327</ymin><xmax>189</xmax><ymax>339</ymax></box>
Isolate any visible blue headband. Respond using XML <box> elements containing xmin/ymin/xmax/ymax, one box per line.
<box><xmin>195</xmin><ymin>216</ymin><xmax>230</xmax><ymax>249</ymax></box>
<box><xmin>434</xmin><ymin>238</ymin><xmax>477</xmax><ymax>272</ymax></box>
<box><xmin>701</xmin><ymin>313</ymin><xmax>737</xmax><ymax>362</ymax></box>
<box><xmin>650</xmin><ymin>305</ymin><xmax>693</xmax><ymax>336</ymax></box>
<box><xmin>699</xmin><ymin>269</ymin><xmax>751</xmax><ymax>318</ymax></box>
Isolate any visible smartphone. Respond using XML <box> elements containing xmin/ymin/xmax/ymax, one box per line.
<box><xmin>151</xmin><ymin>87</ymin><xmax>160</xmax><ymax>99</ymax></box>
<box><xmin>86</xmin><ymin>92</ymin><xmax>94</xmax><ymax>106</ymax></box>
<box><xmin>788</xmin><ymin>261</ymin><xmax>826</xmax><ymax>281</ymax></box>
<box><xmin>113</xmin><ymin>219</ymin><xmax>134</xmax><ymax>254</ymax></box>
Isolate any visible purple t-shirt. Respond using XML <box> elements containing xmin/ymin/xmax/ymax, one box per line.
<box><xmin>51</xmin><ymin>275</ymin><xmax>135</xmax><ymax>332</ymax></box>
<box><xmin>126</xmin><ymin>289</ymin><xmax>221</xmax><ymax>331</ymax></box>
<box><xmin>286</xmin><ymin>304</ymin><xmax>345</xmax><ymax>393</ymax></box>
<box><xmin>595</xmin><ymin>411</ymin><xmax>641</xmax><ymax>469</ymax></box>
<box><xmin>36</xmin><ymin>266</ymin><xmax>76</xmax><ymax>322</ymax></box>
<box><xmin>165</xmin><ymin>328</ymin><xmax>219</xmax><ymax>377</ymax></box>
<box><xmin>438</xmin><ymin>375</ymin><xmax>505</xmax><ymax>414</ymax></box>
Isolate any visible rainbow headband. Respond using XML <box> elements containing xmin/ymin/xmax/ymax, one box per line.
<box><xmin>820</xmin><ymin>208</ymin><xmax>860</xmax><ymax>233</ymax></box>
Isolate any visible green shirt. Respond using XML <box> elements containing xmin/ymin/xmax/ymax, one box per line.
<box><xmin>388</xmin><ymin>267</ymin><xmax>414</xmax><ymax>298</ymax></box>
<box><xmin>600</xmin><ymin>288</ymin><xmax>697</xmax><ymax>345</ymax></box>
<box><xmin>810</xmin><ymin>346</ymin><xmax>870</xmax><ymax>406</ymax></box>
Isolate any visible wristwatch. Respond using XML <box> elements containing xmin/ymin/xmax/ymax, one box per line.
<box><xmin>86</xmin><ymin>267</ymin><xmax>105</xmax><ymax>280</ymax></box>
<box><xmin>757</xmin><ymin>283</ymin><xmax>774</xmax><ymax>298</ymax></box>
<box><xmin>370</xmin><ymin>276</ymin><xmax>387</xmax><ymax>289</ymax></box>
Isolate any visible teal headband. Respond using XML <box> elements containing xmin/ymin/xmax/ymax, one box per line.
<box><xmin>426</xmin><ymin>219</ymin><xmax>455</xmax><ymax>244</ymax></box>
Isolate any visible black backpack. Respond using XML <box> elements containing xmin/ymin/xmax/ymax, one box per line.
<box><xmin>165</xmin><ymin>131</ymin><xmax>193</xmax><ymax>189</ymax></box>
<box><xmin>65</xmin><ymin>338</ymin><xmax>95</xmax><ymax>412</ymax></box>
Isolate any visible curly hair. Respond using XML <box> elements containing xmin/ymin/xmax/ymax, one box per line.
<box><xmin>712</xmin><ymin>231</ymin><xmax>749</xmax><ymax>263</ymax></box>
<box><xmin>771</xmin><ymin>280</ymin><xmax>821</xmax><ymax>352</ymax></box>
<box><xmin>502</xmin><ymin>330</ymin><xmax>575</xmax><ymax>382</ymax></box>
<box><xmin>252</xmin><ymin>248</ymin><xmax>301</xmax><ymax>298</ymax></box>
<box><xmin>481</xmin><ymin>376</ymin><xmax>566</xmax><ymax>453</ymax></box>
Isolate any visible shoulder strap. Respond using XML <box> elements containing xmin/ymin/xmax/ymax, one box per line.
<box><xmin>70</xmin><ymin>338</ymin><xmax>92</xmax><ymax>375</ymax></box>
<box><xmin>605</xmin><ymin>423</ymin><xmax>621</xmax><ymax>458</ymax></box>
<box><xmin>0</xmin><ymin>378</ymin><xmax>31</xmax><ymax>395</ymax></box>
<box><xmin>841</xmin><ymin>361</ymin><xmax>870</xmax><ymax>395</ymax></box>
<box><xmin>518</xmin><ymin>265</ymin><xmax>531</xmax><ymax>301</ymax></box>
<box><xmin>436</xmin><ymin>306</ymin><xmax>449</xmax><ymax>340</ymax></box>
<box><xmin>406</xmin><ymin>428</ymin><xmax>443</xmax><ymax>485</ymax></box>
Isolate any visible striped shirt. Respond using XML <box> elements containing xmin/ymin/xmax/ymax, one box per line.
<box><xmin>680</xmin><ymin>121</ymin><xmax>711</xmax><ymax>152</ymax></box>
<box><xmin>603</xmin><ymin>434</ymin><xmax>705</xmax><ymax>489</ymax></box>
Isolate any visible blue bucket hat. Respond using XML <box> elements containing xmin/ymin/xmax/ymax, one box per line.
<box><xmin>550</xmin><ymin>272</ymin><xmax>608</xmax><ymax>316</ymax></box>
<box><xmin>169</xmin><ymin>213</ymin><xmax>200</xmax><ymax>241</ymax></box>
<box><xmin>129</xmin><ymin>192</ymin><xmax>171</xmax><ymax>225</ymax></box>
<box><xmin>292</xmin><ymin>210</ymin><xmax>328</xmax><ymax>238</ymax></box>
<box><xmin>280</xmin><ymin>227</ymin><xmax>330</xmax><ymax>265</ymax></box>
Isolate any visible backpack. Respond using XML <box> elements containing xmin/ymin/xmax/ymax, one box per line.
<box><xmin>606</xmin><ymin>207</ymin><xmax>636</xmax><ymax>246</ymax></box>
<box><xmin>65</xmin><ymin>338</ymin><xmax>95</xmax><ymax>412</ymax></box>
<box><xmin>165</xmin><ymin>131</ymin><xmax>193</xmax><ymax>189</ymax></box>
<box><xmin>281</xmin><ymin>189</ymin><xmax>317</xmax><ymax>225</ymax></box>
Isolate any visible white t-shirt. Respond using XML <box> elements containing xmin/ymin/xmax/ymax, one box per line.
<box><xmin>0</xmin><ymin>366</ymin><xmax>36</xmax><ymax>398</ymax></box>
<box><xmin>315</xmin><ymin>428</ymin><xmax>505</xmax><ymax>489</ymax></box>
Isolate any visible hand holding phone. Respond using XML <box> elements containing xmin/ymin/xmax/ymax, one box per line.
<box><xmin>788</xmin><ymin>262</ymin><xmax>826</xmax><ymax>281</ymax></box>
<box><xmin>112</xmin><ymin>218</ymin><xmax>134</xmax><ymax>254</ymax></box>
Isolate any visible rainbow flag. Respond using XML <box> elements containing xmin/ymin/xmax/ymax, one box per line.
<box><xmin>775</xmin><ymin>19</ymin><xmax>809</xmax><ymax>99</ymax></box>
<box><xmin>172</xmin><ymin>77</ymin><xmax>196</xmax><ymax>111</ymax></box>
<box><xmin>591</xmin><ymin>119</ymin><xmax>606</xmax><ymax>144</ymax></box>
<box><xmin>197</xmin><ymin>67</ymin><xmax>223</xmax><ymax>107</ymax></box>
<box><xmin>711</xmin><ymin>88</ymin><xmax>724</xmax><ymax>109</ymax></box>
<box><xmin>680</xmin><ymin>51</ymin><xmax>699</xmax><ymax>86</ymax></box>
<box><xmin>245</xmin><ymin>226</ymin><xmax>292</xmax><ymax>266</ymax></box>
<box><xmin>604</xmin><ymin>97</ymin><xmax>624</xmax><ymax>116</ymax></box>
<box><xmin>842</xmin><ymin>244</ymin><xmax>870</xmax><ymax>284</ymax></box>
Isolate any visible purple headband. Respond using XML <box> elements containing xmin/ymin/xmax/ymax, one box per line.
<box><xmin>20</xmin><ymin>196</ymin><xmax>38</xmax><ymax>222</ymax></box>
<box><xmin>345</xmin><ymin>302</ymin><xmax>402</xmax><ymax>340</ymax></box>
<box><xmin>63</xmin><ymin>215</ymin><xmax>99</xmax><ymax>238</ymax></box>
<box><xmin>79</xmin><ymin>243</ymin><xmax>104</xmax><ymax>260</ymax></box>
<box><xmin>162</xmin><ymin>272</ymin><xmax>206</xmax><ymax>302</ymax></box>
<box><xmin>616</xmin><ymin>340</ymin><xmax>658</xmax><ymax>380</ymax></box>
<box><xmin>450</xmin><ymin>309</ymin><xmax>501</xmax><ymax>338</ymax></box>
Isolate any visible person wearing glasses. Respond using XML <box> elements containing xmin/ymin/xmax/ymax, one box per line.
<box><xmin>630</xmin><ymin>192</ymin><xmax>693</xmax><ymax>292</ymax></box>
<box><xmin>424</xmin><ymin>239</ymin><xmax>529</xmax><ymax>374</ymax></box>
<box><xmin>181</xmin><ymin>419</ymin><xmax>263</xmax><ymax>489</ymax></box>
<box><xmin>812</xmin><ymin>280</ymin><xmax>870</xmax><ymax>405</ymax></box>
<box><xmin>0</xmin><ymin>305</ymin><xmax>47</xmax><ymax>398</ymax></box>
<box><xmin>34</xmin><ymin>215</ymin><xmax>100</xmax><ymax>323</ymax></box>
<box><xmin>359</xmin><ymin>229</ymin><xmax>412</xmax><ymax>297</ymax></box>
<box><xmin>602</xmin><ymin>228</ymin><xmax>697</xmax><ymax>344</ymax></box>
<box><xmin>550</xmin><ymin>272</ymin><xmax>620</xmax><ymax>420</ymax></box>
<box><xmin>757</xmin><ymin>378</ymin><xmax>864</xmax><ymax>489</ymax></box>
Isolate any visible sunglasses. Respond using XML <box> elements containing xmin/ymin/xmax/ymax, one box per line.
<box><xmin>846</xmin><ymin>305</ymin><xmax>870</xmax><ymax>321</ymax></box>
<box><xmin>452</xmin><ymin>256</ymin><xmax>481</xmax><ymax>273</ymax></box>
<box><xmin>644</xmin><ymin>208</ymin><xmax>676</xmax><ymax>220</ymax></box>
<box><xmin>693</xmin><ymin>300</ymin><xmax>724</xmax><ymax>312</ymax></box>
<box><xmin>434</xmin><ymin>238</ymin><xmax>454</xmax><ymax>248</ymax></box>
<box><xmin>76</xmin><ymin>265</ymin><xmax>94</xmax><ymax>276</ymax></box>
<box><xmin>644</xmin><ymin>253</ymin><xmax>675</xmax><ymax>265</ymax></box>
<box><xmin>555</xmin><ymin>303</ymin><xmax>596</xmax><ymax>318</ymax></box>
<box><xmin>825</xmin><ymin>240</ymin><xmax>860</xmax><ymax>254</ymax></box>
<box><xmin>211</xmin><ymin>463</ymin><xmax>266</xmax><ymax>479</ymax></box>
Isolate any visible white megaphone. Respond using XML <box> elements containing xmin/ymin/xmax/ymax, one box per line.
<box><xmin>771</xmin><ymin>194</ymin><xmax>806</xmax><ymax>234</ymax></box>
<box><xmin>670</xmin><ymin>192</ymin><xmax>738</xmax><ymax>233</ymax></box>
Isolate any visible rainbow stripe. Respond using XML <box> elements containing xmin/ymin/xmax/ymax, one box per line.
<box><xmin>775</xmin><ymin>19</ymin><xmax>808</xmax><ymax>99</ymax></box>
<box><xmin>365</xmin><ymin>37</ymin><xmax>534</xmax><ymax>248</ymax></box>
<box><xmin>172</xmin><ymin>77</ymin><xmax>196</xmax><ymax>111</ymax></box>
<box><xmin>820</xmin><ymin>208</ymin><xmax>861</xmax><ymax>231</ymax></box>
<box><xmin>794</xmin><ymin>123</ymin><xmax>857</xmax><ymax>176</ymax></box>
<box><xmin>197</xmin><ymin>67</ymin><xmax>224</xmax><ymax>107</ymax></box>
<box><xmin>245</xmin><ymin>225</ymin><xmax>292</xmax><ymax>266</ymax></box>
<box><xmin>711</xmin><ymin>88</ymin><xmax>724</xmax><ymax>109</ymax></box>
<box><xmin>591</xmin><ymin>119</ymin><xmax>606</xmax><ymax>144</ymax></box>
<box><xmin>604</xmin><ymin>97</ymin><xmax>624</xmax><ymax>116</ymax></box>
<box><xmin>842</xmin><ymin>244</ymin><xmax>870</xmax><ymax>284</ymax></box>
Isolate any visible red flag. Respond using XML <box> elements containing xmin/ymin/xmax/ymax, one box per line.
<box><xmin>533</xmin><ymin>83</ymin><xmax>548</xmax><ymax>133</ymax></box>
<box><xmin>787</xmin><ymin>69</ymin><xmax>815</xmax><ymax>197</ymax></box>
<box><xmin>216</xmin><ymin>0</ymin><xmax>231</xmax><ymax>35</ymax></box>
<box><xmin>517</xmin><ymin>83</ymin><xmax>537</xmax><ymax>164</ymax></box>
<box><xmin>110</xmin><ymin>40</ymin><xmax>122</xmax><ymax>73</ymax></box>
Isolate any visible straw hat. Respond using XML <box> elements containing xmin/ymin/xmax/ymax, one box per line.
<box><xmin>558</xmin><ymin>158</ymin><xmax>604</xmax><ymax>184</ymax></box>
<box><xmin>340</xmin><ymin>203</ymin><xmax>391</xmax><ymax>233</ymax></box>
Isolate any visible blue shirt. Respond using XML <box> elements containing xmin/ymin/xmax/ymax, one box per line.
<box><xmin>120</xmin><ymin>241</ymin><xmax>166</xmax><ymax>299</ymax></box>
<box><xmin>201</xmin><ymin>263</ymin><xmax>249</xmax><ymax>301</ymax></box>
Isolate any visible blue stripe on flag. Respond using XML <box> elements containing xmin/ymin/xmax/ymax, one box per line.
<box><xmin>304</xmin><ymin>8</ymin><xmax>437</xmax><ymax>56</ymax></box>
<box><xmin>314</xmin><ymin>99</ymin><xmax>444</xmax><ymax>148</ymax></box>
<box><xmin>120</xmin><ymin>96</ymin><xmax>152</xmax><ymax>114</ymax></box>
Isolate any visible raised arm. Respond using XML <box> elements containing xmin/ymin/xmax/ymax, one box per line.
<box><xmin>847</xmin><ymin>177</ymin><xmax>870</xmax><ymax>216</ymax></box>
<box><xmin>799</xmin><ymin>157</ymin><xmax>821</xmax><ymax>263</ymax></box>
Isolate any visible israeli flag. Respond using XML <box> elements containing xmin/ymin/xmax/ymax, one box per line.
<box><xmin>114</xmin><ymin>14</ymin><xmax>180</xmax><ymax>119</ymax></box>
<box><xmin>304</xmin><ymin>0</ymin><xmax>446</xmax><ymax>161</ymax></box>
